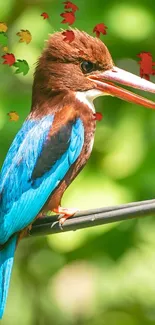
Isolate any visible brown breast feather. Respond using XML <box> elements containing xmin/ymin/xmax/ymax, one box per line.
<box><xmin>40</xmin><ymin>100</ymin><xmax>96</xmax><ymax>213</ymax></box>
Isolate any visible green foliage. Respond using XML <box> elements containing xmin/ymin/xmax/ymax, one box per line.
<box><xmin>0</xmin><ymin>0</ymin><xmax>155</xmax><ymax>324</ymax></box>
<box><xmin>0</xmin><ymin>32</ymin><xmax>8</xmax><ymax>47</ymax></box>
<box><xmin>13</xmin><ymin>59</ymin><xmax>30</xmax><ymax>75</ymax></box>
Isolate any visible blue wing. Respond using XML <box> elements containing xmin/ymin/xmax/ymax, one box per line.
<box><xmin>0</xmin><ymin>115</ymin><xmax>84</xmax><ymax>244</ymax></box>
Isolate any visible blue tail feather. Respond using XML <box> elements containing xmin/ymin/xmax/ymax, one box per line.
<box><xmin>0</xmin><ymin>235</ymin><xmax>17</xmax><ymax>318</ymax></box>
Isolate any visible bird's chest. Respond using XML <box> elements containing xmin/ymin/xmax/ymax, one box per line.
<box><xmin>42</xmin><ymin>110</ymin><xmax>96</xmax><ymax>211</ymax></box>
<box><xmin>65</xmin><ymin>111</ymin><xmax>96</xmax><ymax>182</ymax></box>
<box><xmin>81</xmin><ymin>109</ymin><xmax>96</xmax><ymax>159</ymax></box>
<box><xmin>82</xmin><ymin>125</ymin><xmax>95</xmax><ymax>161</ymax></box>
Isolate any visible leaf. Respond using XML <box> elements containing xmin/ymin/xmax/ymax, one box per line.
<box><xmin>0</xmin><ymin>32</ymin><xmax>8</xmax><ymax>47</ymax></box>
<box><xmin>137</xmin><ymin>52</ymin><xmax>155</xmax><ymax>80</ymax></box>
<box><xmin>60</xmin><ymin>11</ymin><xmax>75</xmax><ymax>25</ymax></box>
<box><xmin>0</xmin><ymin>22</ymin><xmax>8</xmax><ymax>32</ymax></box>
<box><xmin>3</xmin><ymin>46</ymin><xmax>8</xmax><ymax>52</ymax></box>
<box><xmin>2</xmin><ymin>53</ymin><xmax>16</xmax><ymax>66</ymax></box>
<box><xmin>93</xmin><ymin>112</ymin><xmax>103</xmax><ymax>121</ymax></box>
<box><xmin>13</xmin><ymin>59</ymin><xmax>29</xmax><ymax>75</ymax></box>
<box><xmin>63</xmin><ymin>1</ymin><xmax>79</xmax><ymax>12</ymax></box>
<box><xmin>62</xmin><ymin>30</ymin><xmax>75</xmax><ymax>43</ymax></box>
<box><xmin>41</xmin><ymin>12</ymin><xmax>49</xmax><ymax>19</ymax></box>
<box><xmin>16</xmin><ymin>29</ymin><xmax>32</xmax><ymax>44</ymax></box>
<box><xmin>93</xmin><ymin>23</ymin><xmax>108</xmax><ymax>38</ymax></box>
<box><xmin>7</xmin><ymin>111</ymin><xmax>19</xmax><ymax>122</ymax></box>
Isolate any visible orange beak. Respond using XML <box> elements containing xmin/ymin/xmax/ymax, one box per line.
<box><xmin>87</xmin><ymin>66</ymin><xmax>155</xmax><ymax>109</ymax></box>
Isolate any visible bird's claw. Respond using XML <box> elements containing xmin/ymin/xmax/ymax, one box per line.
<box><xmin>52</xmin><ymin>207</ymin><xmax>79</xmax><ymax>230</ymax></box>
<box><xmin>51</xmin><ymin>219</ymin><xmax>64</xmax><ymax>230</ymax></box>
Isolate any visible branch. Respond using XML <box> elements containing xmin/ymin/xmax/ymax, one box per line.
<box><xmin>28</xmin><ymin>199</ymin><xmax>155</xmax><ymax>237</ymax></box>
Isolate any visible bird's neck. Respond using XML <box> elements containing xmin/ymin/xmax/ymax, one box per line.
<box><xmin>75</xmin><ymin>89</ymin><xmax>104</xmax><ymax>113</ymax></box>
<box><xmin>30</xmin><ymin>89</ymin><xmax>70</xmax><ymax>118</ymax></box>
<box><xmin>29</xmin><ymin>89</ymin><xmax>98</xmax><ymax>121</ymax></box>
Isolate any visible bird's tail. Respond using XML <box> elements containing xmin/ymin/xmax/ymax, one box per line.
<box><xmin>0</xmin><ymin>235</ymin><xmax>17</xmax><ymax>318</ymax></box>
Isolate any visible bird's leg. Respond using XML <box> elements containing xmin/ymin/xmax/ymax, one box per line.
<box><xmin>53</xmin><ymin>206</ymin><xmax>78</xmax><ymax>228</ymax></box>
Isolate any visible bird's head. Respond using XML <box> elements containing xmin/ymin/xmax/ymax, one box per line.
<box><xmin>32</xmin><ymin>29</ymin><xmax>155</xmax><ymax>111</ymax></box>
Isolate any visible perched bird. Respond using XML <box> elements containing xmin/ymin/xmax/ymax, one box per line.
<box><xmin>0</xmin><ymin>29</ymin><xmax>155</xmax><ymax>318</ymax></box>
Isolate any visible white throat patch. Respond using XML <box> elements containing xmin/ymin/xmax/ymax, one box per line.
<box><xmin>75</xmin><ymin>89</ymin><xmax>106</xmax><ymax>113</ymax></box>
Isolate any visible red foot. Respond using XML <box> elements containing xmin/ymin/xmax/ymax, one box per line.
<box><xmin>53</xmin><ymin>206</ymin><xmax>78</xmax><ymax>226</ymax></box>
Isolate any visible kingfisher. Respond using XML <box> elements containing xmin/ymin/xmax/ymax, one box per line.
<box><xmin>0</xmin><ymin>29</ymin><xmax>155</xmax><ymax>318</ymax></box>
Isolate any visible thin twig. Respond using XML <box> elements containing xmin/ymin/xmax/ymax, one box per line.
<box><xmin>28</xmin><ymin>199</ymin><xmax>155</xmax><ymax>237</ymax></box>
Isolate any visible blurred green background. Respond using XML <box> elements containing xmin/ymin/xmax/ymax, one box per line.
<box><xmin>0</xmin><ymin>0</ymin><xmax>155</xmax><ymax>324</ymax></box>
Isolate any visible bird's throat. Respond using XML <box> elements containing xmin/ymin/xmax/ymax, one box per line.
<box><xmin>75</xmin><ymin>89</ymin><xmax>105</xmax><ymax>113</ymax></box>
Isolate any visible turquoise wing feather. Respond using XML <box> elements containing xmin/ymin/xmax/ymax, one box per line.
<box><xmin>0</xmin><ymin>115</ymin><xmax>84</xmax><ymax>244</ymax></box>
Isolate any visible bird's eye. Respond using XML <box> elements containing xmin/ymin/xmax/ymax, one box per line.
<box><xmin>80</xmin><ymin>61</ymin><xmax>95</xmax><ymax>74</ymax></box>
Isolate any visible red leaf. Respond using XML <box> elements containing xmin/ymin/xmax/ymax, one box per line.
<box><xmin>41</xmin><ymin>12</ymin><xmax>49</xmax><ymax>19</ymax></box>
<box><xmin>2</xmin><ymin>53</ymin><xmax>16</xmax><ymax>66</ymax></box>
<box><xmin>93</xmin><ymin>112</ymin><xmax>103</xmax><ymax>121</ymax></box>
<box><xmin>62</xmin><ymin>30</ymin><xmax>75</xmax><ymax>43</ymax></box>
<box><xmin>93</xmin><ymin>23</ymin><xmax>108</xmax><ymax>38</ymax></box>
<box><xmin>63</xmin><ymin>1</ymin><xmax>79</xmax><ymax>12</ymax></box>
<box><xmin>60</xmin><ymin>11</ymin><xmax>75</xmax><ymax>25</ymax></box>
<box><xmin>137</xmin><ymin>51</ymin><xmax>155</xmax><ymax>80</ymax></box>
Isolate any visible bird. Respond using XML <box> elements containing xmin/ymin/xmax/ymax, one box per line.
<box><xmin>0</xmin><ymin>28</ymin><xmax>155</xmax><ymax>318</ymax></box>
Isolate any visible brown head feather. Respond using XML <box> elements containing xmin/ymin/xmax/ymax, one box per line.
<box><xmin>31</xmin><ymin>29</ymin><xmax>113</xmax><ymax>110</ymax></box>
